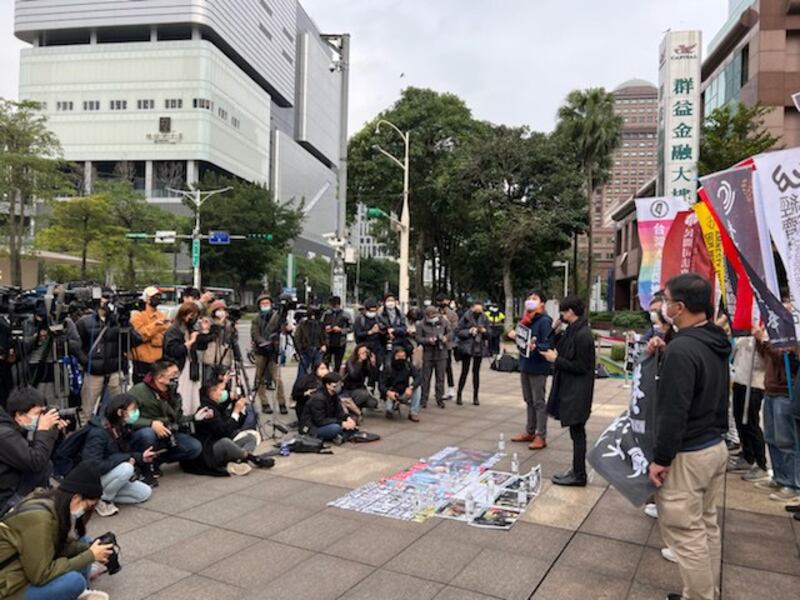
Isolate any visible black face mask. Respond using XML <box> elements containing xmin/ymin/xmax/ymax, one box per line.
<box><xmin>150</xmin><ymin>297</ymin><xmax>161</xmax><ymax>308</ymax></box>
<box><xmin>393</xmin><ymin>358</ymin><xmax>406</xmax><ymax>368</ymax></box>
<box><xmin>187</xmin><ymin>318</ymin><xmax>197</xmax><ymax>329</ymax></box>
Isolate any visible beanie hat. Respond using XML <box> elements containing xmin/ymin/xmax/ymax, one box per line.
<box><xmin>60</xmin><ymin>461</ymin><xmax>103</xmax><ymax>499</ymax></box>
<box><xmin>208</xmin><ymin>300</ymin><xmax>227</xmax><ymax>314</ymax></box>
<box><xmin>257</xmin><ymin>293</ymin><xmax>272</xmax><ymax>305</ymax></box>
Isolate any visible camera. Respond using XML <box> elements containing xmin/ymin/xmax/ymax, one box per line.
<box><xmin>94</xmin><ymin>531</ymin><xmax>121</xmax><ymax>575</ymax></box>
<box><xmin>46</xmin><ymin>406</ymin><xmax>80</xmax><ymax>419</ymax></box>
<box><xmin>227</xmin><ymin>305</ymin><xmax>242</xmax><ymax>322</ymax></box>
<box><xmin>166</xmin><ymin>423</ymin><xmax>180</xmax><ymax>449</ymax></box>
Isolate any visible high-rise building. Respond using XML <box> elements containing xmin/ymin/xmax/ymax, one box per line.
<box><xmin>351</xmin><ymin>203</ymin><xmax>391</xmax><ymax>260</ymax></box>
<box><xmin>14</xmin><ymin>0</ymin><xmax>347</xmax><ymax>257</ymax></box>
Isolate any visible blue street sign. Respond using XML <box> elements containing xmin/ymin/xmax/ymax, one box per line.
<box><xmin>208</xmin><ymin>230</ymin><xmax>230</xmax><ymax>245</ymax></box>
<box><xmin>282</xmin><ymin>287</ymin><xmax>297</xmax><ymax>296</ymax></box>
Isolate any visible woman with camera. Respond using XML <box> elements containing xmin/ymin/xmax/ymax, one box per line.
<box><xmin>341</xmin><ymin>344</ymin><xmax>379</xmax><ymax>412</ymax></box>
<box><xmin>81</xmin><ymin>394</ymin><xmax>154</xmax><ymax>517</ymax></box>
<box><xmin>201</xmin><ymin>300</ymin><xmax>241</xmax><ymax>380</ymax></box>
<box><xmin>164</xmin><ymin>302</ymin><xmax>210</xmax><ymax>415</ymax></box>
<box><xmin>291</xmin><ymin>360</ymin><xmax>329</xmax><ymax>422</ymax></box>
<box><xmin>455</xmin><ymin>300</ymin><xmax>490</xmax><ymax>406</ymax></box>
<box><xmin>0</xmin><ymin>461</ymin><xmax>114</xmax><ymax>600</ymax></box>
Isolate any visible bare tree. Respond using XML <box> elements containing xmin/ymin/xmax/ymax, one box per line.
<box><xmin>113</xmin><ymin>160</ymin><xmax>136</xmax><ymax>183</ymax></box>
<box><xmin>155</xmin><ymin>161</ymin><xmax>185</xmax><ymax>195</ymax></box>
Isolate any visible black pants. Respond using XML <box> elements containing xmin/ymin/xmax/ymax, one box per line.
<box><xmin>325</xmin><ymin>346</ymin><xmax>346</xmax><ymax>374</ymax></box>
<box><xmin>570</xmin><ymin>423</ymin><xmax>587</xmax><ymax>477</ymax></box>
<box><xmin>445</xmin><ymin>350</ymin><xmax>454</xmax><ymax>388</ymax></box>
<box><xmin>732</xmin><ymin>383</ymin><xmax>768</xmax><ymax>470</ymax></box>
<box><xmin>458</xmin><ymin>355</ymin><xmax>482</xmax><ymax>397</ymax></box>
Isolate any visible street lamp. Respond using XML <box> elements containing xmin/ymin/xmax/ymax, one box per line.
<box><xmin>374</xmin><ymin>119</ymin><xmax>410</xmax><ymax>312</ymax></box>
<box><xmin>552</xmin><ymin>260</ymin><xmax>569</xmax><ymax>298</ymax></box>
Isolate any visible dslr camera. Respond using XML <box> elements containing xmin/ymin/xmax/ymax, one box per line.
<box><xmin>94</xmin><ymin>531</ymin><xmax>121</xmax><ymax>575</ymax></box>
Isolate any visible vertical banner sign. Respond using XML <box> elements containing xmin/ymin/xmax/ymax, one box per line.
<box><xmin>701</xmin><ymin>167</ymin><xmax>796</xmax><ymax>347</ymax></box>
<box><xmin>753</xmin><ymin>148</ymin><xmax>800</xmax><ymax>338</ymax></box>
<box><xmin>657</xmin><ymin>31</ymin><xmax>702</xmax><ymax>203</ymax></box>
<box><xmin>635</xmin><ymin>197</ymin><xmax>689</xmax><ymax>309</ymax></box>
<box><xmin>659</xmin><ymin>211</ymin><xmax>714</xmax><ymax>287</ymax></box>
<box><xmin>693</xmin><ymin>201</ymin><xmax>734</xmax><ymax>315</ymax></box>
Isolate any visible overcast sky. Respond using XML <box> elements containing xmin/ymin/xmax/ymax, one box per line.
<box><xmin>0</xmin><ymin>1</ymin><xmax>730</xmax><ymax>135</ymax></box>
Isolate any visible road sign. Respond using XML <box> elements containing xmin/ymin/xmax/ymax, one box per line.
<box><xmin>192</xmin><ymin>238</ymin><xmax>200</xmax><ymax>268</ymax></box>
<box><xmin>154</xmin><ymin>230</ymin><xmax>177</xmax><ymax>244</ymax></box>
<box><xmin>282</xmin><ymin>287</ymin><xmax>297</xmax><ymax>297</ymax></box>
<box><xmin>209</xmin><ymin>230</ymin><xmax>230</xmax><ymax>245</ymax></box>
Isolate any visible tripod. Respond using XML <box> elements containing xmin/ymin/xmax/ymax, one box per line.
<box><xmin>233</xmin><ymin>355</ymin><xmax>289</xmax><ymax>443</ymax></box>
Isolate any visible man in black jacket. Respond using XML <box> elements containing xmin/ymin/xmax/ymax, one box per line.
<box><xmin>353</xmin><ymin>298</ymin><xmax>386</xmax><ymax>363</ymax></box>
<box><xmin>322</xmin><ymin>297</ymin><xmax>351</xmax><ymax>373</ymax></box>
<box><xmin>541</xmin><ymin>295</ymin><xmax>595</xmax><ymax>487</ymax></box>
<box><xmin>0</xmin><ymin>387</ymin><xmax>66</xmax><ymax>516</ymax></box>
<box><xmin>251</xmin><ymin>294</ymin><xmax>288</xmax><ymax>415</ymax></box>
<box><xmin>380</xmin><ymin>346</ymin><xmax>422</xmax><ymax>422</ymax></box>
<box><xmin>648</xmin><ymin>274</ymin><xmax>730</xmax><ymax>600</ymax></box>
<box><xmin>300</xmin><ymin>373</ymin><xmax>357</xmax><ymax>443</ymax></box>
<box><xmin>294</xmin><ymin>304</ymin><xmax>328</xmax><ymax>382</ymax></box>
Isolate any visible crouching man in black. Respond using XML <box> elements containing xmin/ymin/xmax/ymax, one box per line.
<box><xmin>300</xmin><ymin>373</ymin><xmax>357</xmax><ymax>445</ymax></box>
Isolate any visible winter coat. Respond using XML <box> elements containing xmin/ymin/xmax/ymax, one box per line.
<box><xmin>22</xmin><ymin>316</ymin><xmax>80</xmax><ymax>367</ymax></box>
<box><xmin>0</xmin><ymin>410</ymin><xmax>59</xmax><ymax>512</ymax></box>
<box><xmin>380</xmin><ymin>348</ymin><xmax>421</xmax><ymax>396</ymax></box>
<box><xmin>441</xmin><ymin>306</ymin><xmax>459</xmax><ymax>348</ymax></box>
<box><xmin>0</xmin><ymin>497</ymin><xmax>94</xmax><ymax>600</ymax></box>
<box><xmin>547</xmin><ymin>317</ymin><xmax>595</xmax><ymax>427</ymax></box>
<box><xmin>128</xmin><ymin>381</ymin><xmax>189</xmax><ymax>428</ymax></box>
<box><xmin>378</xmin><ymin>308</ymin><xmax>410</xmax><ymax>350</ymax></box>
<box><xmin>202</xmin><ymin>321</ymin><xmax>241</xmax><ymax>368</ymax></box>
<box><xmin>294</xmin><ymin>318</ymin><xmax>328</xmax><ymax>355</ymax></box>
<box><xmin>322</xmin><ymin>309</ymin><xmax>352</xmax><ymax>349</ymax></box>
<box><xmin>163</xmin><ymin>323</ymin><xmax>209</xmax><ymax>374</ymax></box>
<box><xmin>291</xmin><ymin>373</ymin><xmax>322</xmax><ymax>420</ymax></box>
<box><xmin>415</xmin><ymin>318</ymin><xmax>451</xmax><ymax>362</ymax></box>
<box><xmin>300</xmin><ymin>388</ymin><xmax>347</xmax><ymax>435</ymax></box>
<box><xmin>353</xmin><ymin>313</ymin><xmax>385</xmax><ymax>356</ymax></box>
<box><xmin>75</xmin><ymin>311</ymin><xmax>142</xmax><ymax>377</ymax></box>
<box><xmin>191</xmin><ymin>394</ymin><xmax>246</xmax><ymax>471</ymax></box>
<box><xmin>731</xmin><ymin>336</ymin><xmax>765</xmax><ymax>390</ymax></box>
<box><xmin>130</xmin><ymin>305</ymin><xmax>170</xmax><ymax>365</ymax></box>
<box><xmin>518</xmin><ymin>312</ymin><xmax>554</xmax><ymax>376</ymax></box>
<box><xmin>455</xmin><ymin>311</ymin><xmax>491</xmax><ymax>357</ymax></box>
<box><xmin>756</xmin><ymin>337</ymin><xmax>798</xmax><ymax>396</ymax></box>
<box><xmin>251</xmin><ymin>309</ymin><xmax>284</xmax><ymax>356</ymax></box>
<box><xmin>80</xmin><ymin>415</ymin><xmax>141</xmax><ymax>476</ymax></box>
<box><xmin>342</xmin><ymin>358</ymin><xmax>374</xmax><ymax>391</ymax></box>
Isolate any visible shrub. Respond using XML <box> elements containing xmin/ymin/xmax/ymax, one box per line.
<box><xmin>610</xmin><ymin>344</ymin><xmax>626</xmax><ymax>362</ymax></box>
<box><xmin>611</xmin><ymin>311</ymin><xmax>649</xmax><ymax>330</ymax></box>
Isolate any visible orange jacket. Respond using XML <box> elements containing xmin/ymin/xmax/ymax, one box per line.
<box><xmin>130</xmin><ymin>305</ymin><xmax>170</xmax><ymax>364</ymax></box>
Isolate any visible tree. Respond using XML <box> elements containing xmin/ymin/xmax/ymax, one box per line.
<box><xmin>36</xmin><ymin>194</ymin><xmax>125</xmax><ymax>278</ymax></box>
<box><xmin>0</xmin><ymin>99</ymin><xmax>71</xmax><ymax>285</ymax></box>
<box><xmin>556</xmin><ymin>88</ymin><xmax>623</xmax><ymax>306</ymax></box>
<box><xmin>196</xmin><ymin>175</ymin><xmax>303</xmax><ymax>299</ymax></box>
<box><xmin>699</xmin><ymin>101</ymin><xmax>780</xmax><ymax>175</ymax></box>
<box><xmin>347</xmin><ymin>257</ymin><xmax>399</xmax><ymax>303</ymax></box>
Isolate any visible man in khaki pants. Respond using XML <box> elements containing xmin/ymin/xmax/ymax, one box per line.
<box><xmin>648</xmin><ymin>274</ymin><xmax>731</xmax><ymax>600</ymax></box>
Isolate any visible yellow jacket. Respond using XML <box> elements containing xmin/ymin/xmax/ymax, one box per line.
<box><xmin>130</xmin><ymin>305</ymin><xmax>170</xmax><ymax>363</ymax></box>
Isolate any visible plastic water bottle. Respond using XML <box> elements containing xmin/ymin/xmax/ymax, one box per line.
<box><xmin>497</xmin><ymin>433</ymin><xmax>506</xmax><ymax>454</ymax></box>
<box><xmin>280</xmin><ymin>441</ymin><xmax>290</xmax><ymax>456</ymax></box>
<box><xmin>511</xmin><ymin>452</ymin><xmax>519</xmax><ymax>475</ymax></box>
<box><xmin>517</xmin><ymin>486</ymin><xmax>527</xmax><ymax>508</ymax></box>
<box><xmin>465</xmin><ymin>491</ymin><xmax>475</xmax><ymax>520</ymax></box>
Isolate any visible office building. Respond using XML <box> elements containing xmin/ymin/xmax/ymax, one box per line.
<box><xmin>14</xmin><ymin>0</ymin><xmax>347</xmax><ymax>257</ymax></box>
<box><xmin>351</xmin><ymin>203</ymin><xmax>391</xmax><ymax>260</ymax></box>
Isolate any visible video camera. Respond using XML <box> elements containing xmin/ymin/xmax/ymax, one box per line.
<box><xmin>94</xmin><ymin>531</ymin><xmax>122</xmax><ymax>575</ymax></box>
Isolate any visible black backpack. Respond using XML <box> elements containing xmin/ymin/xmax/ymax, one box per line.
<box><xmin>52</xmin><ymin>426</ymin><xmax>91</xmax><ymax>478</ymax></box>
<box><xmin>492</xmin><ymin>353</ymin><xmax>519</xmax><ymax>373</ymax></box>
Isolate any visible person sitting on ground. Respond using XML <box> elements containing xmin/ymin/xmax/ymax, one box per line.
<box><xmin>300</xmin><ymin>373</ymin><xmax>358</xmax><ymax>444</ymax></box>
<box><xmin>127</xmin><ymin>360</ymin><xmax>205</xmax><ymax>478</ymax></box>
<box><xmin>185</xmin><ymin>379</ymin><xmax>274</xmax><ymax>477</ymax></box>
<box><xmin>341</xmin><ymin>344</ymin><xmax>380</xmax><ymax>411</ymax></box>
<box><xmin>291</xmin><ymin>360</ymin><xmax>329</xmax><ymax>422</ymax></box>
<box><xmin>380</xmin><ymin>346</ymin><xmax>422</xmax><ymax>422</ymax></box>
<box><xmin>0</xmin><ymin>461</ymin><xmax>114</xmax><ymax>600</ymax></box>
<box><xmin>0</xmin><ymin>387</ymin><xmax>67</xmax><ymax>517</ymax></box>
<box><xmin>81</xmin><ymin>394</ymin><xmax>154</xmax><ymax>517</ymax></box>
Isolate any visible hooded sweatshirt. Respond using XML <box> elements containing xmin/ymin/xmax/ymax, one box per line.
<box><xmin>653</xmin><ymin>322</ymin><xmax>731</xmax><ymax>467</ymax></box>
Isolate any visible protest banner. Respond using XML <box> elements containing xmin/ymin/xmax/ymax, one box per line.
<box><xmin>660</xmin><ymin>210</ymin><xmax>714</xmax><ymax>287</ymax></box>
<box><xmin>692</xmin><ymin>200</ymin><xmax>735</xmax><ymax>316</ymax></box>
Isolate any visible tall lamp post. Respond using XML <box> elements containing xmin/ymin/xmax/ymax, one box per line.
<box><xmin>552</xmin><ymin>260</ymin><xmax>569</xmax><ymax>298</ymax></box>
<box><xmin>374</xmin><ymin>119</ymin><xmax>410</xmax><ymax>311</ymax></box>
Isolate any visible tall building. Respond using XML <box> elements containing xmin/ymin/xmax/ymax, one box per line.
<box><xmin>14</xmin><ymin>0</ymin><xmax>347</xmax><ymax>257</ymax></box>
<box><xmin>351</xmin><ymin>203</ymin><xmax>391</xmax><ymax>260</ymax></box>
<box><xmin>701</xmin><ymin>0</ymin><xmax>800</xmax><ymax>148</ymax></box>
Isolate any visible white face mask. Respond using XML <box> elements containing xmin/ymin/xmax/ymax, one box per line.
<box><xmin>385</xmin><ymin>302</ymin><xmax>396</xmax><ymax>310</ymax></box>
<box><xmin>71</xmin><ymin>506</ymin><xmax>86</xmax><ymax>520</ymax></box>
<box><xmin>365</xmin><ymin>311</ymin><xmax>376</xmax><ymax>318</ymax></box>
<box><xmin>650</xmin><ymin>310</ymin><xmax>660</xmax><ymax>325</ymax></box>
<box><xmin>661</xmin><ymin>302</ymin><xmax>675</xmax><ymax>326</ymax></box>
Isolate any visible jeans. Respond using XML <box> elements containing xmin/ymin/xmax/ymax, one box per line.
<box><xmin>385</xmin><ymin>387</ymin><xmax>422</xmax><ymax>416</ymax></box>
<box><xmin>732</xmin><ymin>383</ymin><xmax>767</xmax><ymax>470</ymax></box>
<box><xmin>458</xmin><ymin>355</ymin><xmax>482</xmax><ymax>397</ymax></box>
<box><xmin>763</xmin><ymin>394</ymin><xmax>800</xmax><ymax>489</ymax></box>
<box><xmin>24</xmin><ymin>539</ymin><xmax>92</xmax><ymax>600</ymax></box>
<box><xmin>345</xmin><ymin>388</ymin><xmax>379</xmax><ymax>410</ymax></box>
<box><xmin>316</xmin><ymin>423</ymin><xmax>343</xmax><ymax>440</ymax></box>
<box><xmin>130</xmin><ymin>427</ymin><xmax>202</xmax><ymax>463</ymax></box>
<box><xmin>521</xmin><ymin>373</ymin><xmax>548</xmax><ymax>437</ymax></box>
<box><xmin>101</xmin><ymin>461</ymin><xmax>152</xmax><ymax>504</ymax></box>
<box><xmin>211</xmin><ymin>433</ymin><xmax>259</xmax><ymax>467</ymax></box>
<box><xmin>297</xmin><ymin>349</ymin><xmax>323</xmax><ymax>382</ymax></box>
<box><xmin>570</xmin><ymin>423</ymin><xmax>587</xmax><ymax>477</ymax></box>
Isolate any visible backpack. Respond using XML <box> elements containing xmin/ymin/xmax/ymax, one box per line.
<box><xmin>286</xmin><ymin>435</ymin><xmax>330</xmax><ymax>454</ymax></box>
<box><xmin>491</xmin><ymin>353</ymin><xmax>519</xmax><ymax>373</ymax></box>
<box><xmin>52</xmin><ymin>426</ymin><xmax>92</xmax><ymax>478</ymax></box>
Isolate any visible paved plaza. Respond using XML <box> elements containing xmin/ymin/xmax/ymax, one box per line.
<box><xmin>89</xmin><ymin>368</ymin><xmax>800</xmax><ymax>600</ymax></box>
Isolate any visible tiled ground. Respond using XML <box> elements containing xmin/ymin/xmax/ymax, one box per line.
<box><xmin>90</xmin><ymin>367</ymin><xmax>800</xmax><ymax>600</ymax></box>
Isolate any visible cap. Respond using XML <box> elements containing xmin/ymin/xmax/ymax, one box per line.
<box><xmin>425</xmin><ymin>305</ymin><xmax>439</xmax><ymax>318</ymax></box>
<box><xmin>59</xmin><ymin>461</ymin><xmax>102</xmax><ymax>499</ymax></box>
<box><xmin>143</xmin><ymin>286</ymin><xmax>161</xmax><ymax>299</ymax></box>
<box><xmin>364</xmin><ymin>297</ymin><xmax>378</xmax><ymax>309</ymax></box>
<box><xmin>257</xmin><ymin>293</ymin><xmax>273</xmax><ymax>304</ymax></box>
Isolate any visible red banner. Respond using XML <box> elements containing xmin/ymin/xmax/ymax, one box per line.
<box><xmin>660</xmin><ymin>210</ymin><xmax>715</xmax><ymax>289</ymax></box>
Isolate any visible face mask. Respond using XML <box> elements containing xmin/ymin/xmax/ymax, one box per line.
<box><xmin>22</xmin><ymin>413</ymin><xmax>39</xmax><ymax>432</ymax></box>
<box><xmin>260</xmin><ymin>305</ymin><xmax>272</xmax><ymax>313</ymax></box>
<box><xmin>385</xmin><ymin>302</ymin><xmax>396</xmax><ymax>310</ymax></box>
<box><xmin>525</xmin><ymin>299</ymin><xmax>539</xmax><ymax>311</ymax></box>
<box><xmin>428</xmin><ymin>317</ymin><xmax>439</xmax><ymax>324</ymax></box>
<box><xmin>215</xmin><ymin>311</ymin><xmax>227</xmax><ymax>320</ymax></box>
<box><xmin>71</xmin><ymin>507</ymin><xmax>85</xmax><ymax>520</ymax></box>
<box><xmin>168</xmin><ymin>378</ymin><xmax>179</xmax><ymax>393</ymax></box>
<box><xmin>125</xmin><ymin>409</ymin><xmax>140</xmax><ymax>425</ymax></box>
<box><xmin>365</xmin><ymin>311</ymin><xmax>376</xmax><ymax>318</ymax></box>
<box><xmin>333</xmin><ymin>383</ymin><xmax>343</xmax><ymax>394</ymax></box>
<box><xmin>650</xmin><ymin>310</ymin><xmax>660</xmax><ymax>325</ymax></box>
<box><xmin>219</xmin><ymin>390</ymin><xmax>230</xmax><ymax>404</ymax></box>
<box><xmin>393</xmin><ymin>358</ymin><xmax>406</xmax><ymax>367</ymax></box>
<box><xmin>149</xmin><ymin>298</ymin><xmax>160</xmax><ymax>308</ymax></box>
<box><xmin>473</xmin><ymin>307</ymin><xmax>483</xmax><ymax>314</ymax></box>
<box><xmin>661</xmin><ymin>302</ymin><xmax>675</xmax><ymax>326</ymax></box>
<box><xmin>187</xmin><ymin>318</ymin><xmax>197</xmax><ymax>328</ymax></box>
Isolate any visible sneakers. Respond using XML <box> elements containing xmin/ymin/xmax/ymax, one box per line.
<box><xmin>666</xmin><ymin>594</ymin><xmax>683</xmax><ymax>600</ymax></box>
<box><xmin>248</xmin><ymin>454</ymin><xmax>275</xmax><ymax>469</ymax></box>
<box><xmin>279</xmin><ymin>405</ymin><xmax>289</xmax><ymax>415</ymax></box>
<box><xmin>94</xmin><ymin>499</ymin><xmax>119</xmax><ymax>517</ymax></box>
<box><xmin>78</xmin><ymin>591</ymin><xmax>110</xmax><ymax>600</ymax></box>
<box><xmin>755</xmin><ymin>479</ymin><xmax>781</xmax><ymax>491</ymax></box>
<box><xmin>643</xmin><ymin>503</ymin><xmax>658</xmax><ymax>519</ymax></box>
<box><xmin>768</xmin><ymin>487</ymin><xmax>800</xmax><ymax>502</ymax></box>
<box><xmin>332</xmin><ymin>434</ymin><xmax>345</xmax><ymax>446</ymax></box>
<box><xmin>741</xmin><ymin>465</ymin><xmax>771</xmax><ymax>482</ymax></box>
<box><xmin>263</xmin><ymin>404</ymin><xmax>274</xmax><ymax>415</ymax></box>
<box><xmin>446</xmin><ymin>386</ymin><xmax>455</xmax><ymax>400</ymax></box>
<box><xmin>727</xmin><ymin>457</ymin><xmax>751</xmax><ymax>473</ymax></box>
<box><xmin>226</xmin><ymin>461</ymin><xmax>253</xmax><ymax>476</ymax></box>
<box><xmin>511</xmin><ymin>432</ymin><xmax>535</xmax><ymax>443</ymax></box>
<box><xmin>661</xmin><ymin>547</ymin><xmax>677</xmax><ymax>563</ymax></box>
<box><xmin>408</xmin><ymin>414</ymin><xmax>420</xmax><ymax>423</ymax></box>
<box><xmin>529</xmin><ymin>435</ymin><xmax>546</xmax><ymax>450</ymax></box>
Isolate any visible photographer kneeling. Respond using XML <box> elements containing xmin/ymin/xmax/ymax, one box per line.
<box><xmin>0</xmin><ymin>461</ymin><xmax>114</xmax><ymax>600</ymax></box>
<box><xmin>300</xmin><ymin>373</ymin><xmax>357</xmax><ymax>444</ymax></box>
<box><xmin>128</xmin><ymin>360</ymin><xmax>203</xmax><ymax>479</ymax></box>
<box><xmin>81</xmin><ymin>394</ymin><xmax>154</xmax><ymax>517</ymax></box>
<box><xmin>186</xmin><ymin>379</ymin><xmax>274</xmax><ymax>477</ymax></box>
<box><xmin>0</xmin><ymin>388</ymin><xmax>67</xmax><ymax>517</ymax></box>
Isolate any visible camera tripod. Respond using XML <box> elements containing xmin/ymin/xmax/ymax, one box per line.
<box><xmin>231</xmin><ymin>355</ymin><xmax>289</xmax><ymax>443</ymax></box>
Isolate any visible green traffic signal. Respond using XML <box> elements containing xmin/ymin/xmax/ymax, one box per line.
<box><xmin>247</xmin><ymin>233</ymin><xmax>273</xmax><ymax>241</ymax></box>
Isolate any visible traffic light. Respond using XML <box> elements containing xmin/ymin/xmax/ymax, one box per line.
<box><xmin>246</xmin><ymin>233</ymin><xmax>274</xmax><ymax>241</ymax></box>
<box><xmin>367</xmin><ymin>207</ymin><xmax>388</xmax><ymax>219</ymax></box>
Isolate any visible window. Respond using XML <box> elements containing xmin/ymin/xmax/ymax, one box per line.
<box><xmin>282</xmin><ymin>50</ymin><xmax>294</xmax><ymax>65</ymax></box>
<box><xmin>56</xmin><ymin>101</ymin><xmax>74</xmax><ymax>111</ymax></box>
<box><xmin>39</xmin><ymin>101</ymin><xmax>47</xmax><ymax>111</ymax></box>
<box><xmin>82</xmin><ymin>100</ymin><xmax>99</xmax><ymax>111</ymax></box>
<box><xmin>137</xmin><ymin>99</ymin><xmax>154</xmax><ymax>110</ymax></box>
<box><xmin>164</xmin><ymin>98</ymin><xmax>182</xmax><ymax>109</ymax></box>
<box><xmin>259</xmin><ymin>23</ymin><xmax>272</xmax><ymax>40</ymax></box>
<box><xmin>259</xmin><ymin>0</ymin><xmax>272</xmax><ymax>16</ymax></box>
<box><xmin>193</xmin><ymin>98</ymin><xmax>212</xmax><ymax>110</ymax></box>
<box><xmin>282</xmin><ymin>26</ymin><xmax>294</xmax><ymax>43</ymax></box>
<box><xmin>231</xmin><ymin>116</ymin><xmax>240</xmax><ymax>129</ymax></box>
<box><xmin>218</xmin><ymin>107</ymin><xmax>227</xmax><ymax>120</ymax></box>
<box><xmin>109</xmin><ymin>100</ymin><xmax>127</xmax><ymax>110</ymax></box>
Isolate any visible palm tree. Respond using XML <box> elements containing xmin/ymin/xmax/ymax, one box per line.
<box><xmin>557</xmin><ymin>88</ymin><xmax>622</xmax><ymax>306</ymax></box>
